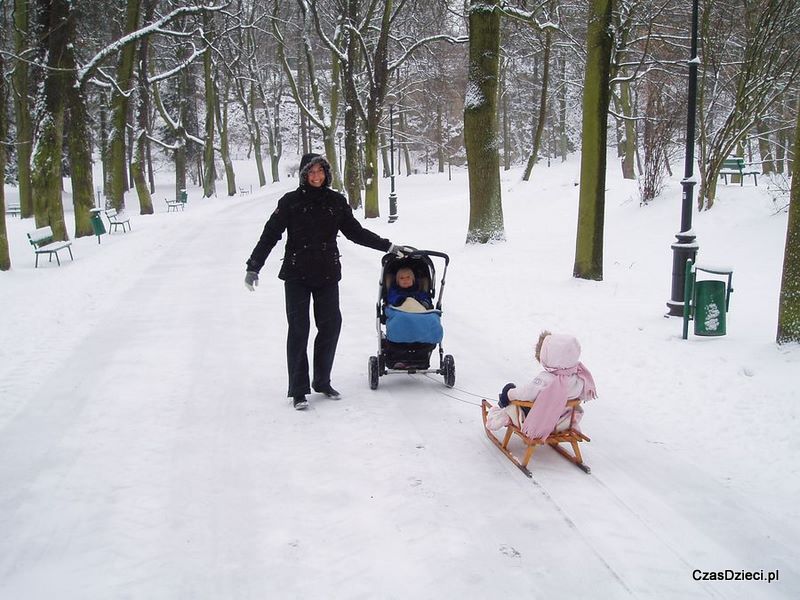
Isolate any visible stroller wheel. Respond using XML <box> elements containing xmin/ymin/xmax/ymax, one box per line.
<box><xmin>442</xmin><ymin>354</ymin><xmax>456</xmax><ymax>388</ymax></box>
<box><xmin>368</xmin><ymin>356</ymin><xmax>380</xmax><ymax>390</ymax></box>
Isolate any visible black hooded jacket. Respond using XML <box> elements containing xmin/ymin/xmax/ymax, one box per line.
<box><xmin>246</xmin><ymin>156</ymin><xmax>391</xmax><ymax>287</ymax></box>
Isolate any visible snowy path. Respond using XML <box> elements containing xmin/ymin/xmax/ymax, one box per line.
<box><xmin>0</xmin><ymin>186</ymin><xmax>796</xmax><ymax>599</ymax></box>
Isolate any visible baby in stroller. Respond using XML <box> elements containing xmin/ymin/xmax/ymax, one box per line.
<box><xmin>383</xmin><ymin>260</ymin><xmax>442</xmax><ymax>346</ymax></box>
<box><xmin>369</xmin><ymin>251</ymin><xmax>455</xmax><ymax>388</ymax></box>
<box><xmin>387</xmin><ymin>267</ymin><xmax>434</xmax><ymax>312</ymax></box>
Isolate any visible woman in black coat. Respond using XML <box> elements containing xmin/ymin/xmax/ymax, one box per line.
<box><xmin>245</xmin><ymin>153</ymin><xmax>410</xmax><ymax>410</ymax></box>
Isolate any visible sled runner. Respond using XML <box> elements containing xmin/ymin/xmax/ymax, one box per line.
<box><xmin>481</xmin><ymin>398</ymin><xmax>591</xmax><ymax>476</ymax></box>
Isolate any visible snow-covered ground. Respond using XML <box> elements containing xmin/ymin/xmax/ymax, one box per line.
<box><xmin>1</xmin><ymin>158</ymin><xmax>797</xmax><ymax>599</ymax></box>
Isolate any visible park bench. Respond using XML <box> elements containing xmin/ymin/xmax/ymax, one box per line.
<box><xmin>104</xmin><ymin>208</ymin><xmax>131</xmax><ymax>233</ymax></box>
<box><xmin>27</xmin><ymin>226</ymin><xmax>74</xmax><ymax>268</ymax></box>
<box><xmin>719</xmin><ymin>157</ymin><xmax>759</xmax><ymax>186</ymax></box>
<box><xmin>238</xmin><ymin>186</ymin><xmax>252</xmax><ymax>196</ymax></box>
<box><xmin>165</xmin><ymin>197</ymin><xmax>184</xmax><ymax>212</ymax></box>
<box><xmin>5</xmin><ymin>201</ymin><xmax>21</xmax><ymax>217</ymax></box>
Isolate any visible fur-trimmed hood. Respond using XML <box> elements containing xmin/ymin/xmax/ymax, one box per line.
<box><xmin>299</xmin><ymin>153</ymin><xmax>332</xmax><ymax>188</ymax></box>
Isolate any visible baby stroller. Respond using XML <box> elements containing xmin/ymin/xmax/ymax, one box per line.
<box><xmin>368</xmin><ymin>249</ymin><xmax>455</xmax><ymax>389</ymax></box>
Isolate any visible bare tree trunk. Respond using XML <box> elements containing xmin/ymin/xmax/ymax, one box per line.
<box><xmin>146</xmin><ymin>135</ymin><xmax>155</xmax><ymax>193</ymax></box>
<box><xmin>399</xmin><ymin>108</ymin><xmax>411</xmax><ymax>175</ymax></box>
<box><xmin>618</xmin><ymin>80</ymin><xmax>637</xmax><ymax>179</ymax></box>
<box><xmin>266</xmin><ymin>94</ymin><xmax>283</xmax><ymax>184</ymax></box>
<box><xmin>380</xmin><ymin>131</ymin><xmax>389</xmax><ymax>178</ymax></box>
<box><xmin>465</xmin><ymin>0</ymin><xmax>504</xmax><ymax>243</ymax></box>
<box><xmin>132</xmin><ymin>0</ymin><xmax>155</xmax><ymax>214</ymax></box>
<box><xmin>573</xmin><ymin>0</ymin><xmax>613</xmax><ymax>280</ymax></box>
<box><xmin>0</xmin><ymin>35</ymin><xmax>9</xmax><ymax>271</ymax></box>
<box><xmin>202</xmin><ymin>13</ymin><xmax>217</xmax><ymax>198</ymax></box>
<box><xmin>363</xmin><ymin>124</ymin><xmax>381</xmax><ymax>218</ymax></box>
<box><xmin>343</xmin><ymin>0</ymin><xmax>363</xmax><ymax>207</ymax></box>
<box><xmin>777</xmin><ymin>102</ymin><xmax>800</xmax><ymax>343</ymax></box>
<box><xmin>298</xmin><ymin>38</ymin><xmax>310</xmax><ymax>156</ymax></box>
<box><xmin>344</xmin><ymin>99</ymin><xmax>362</xmax><ymax>208</ymax></box>
<box><xmin>248</xmin><ymin>84</ymin><xmax>267</xmax><ymax>187</ymax></box>
<box><xmin>12</xmin><ymin>0</ymin><xmax>33</xmax><ymax>219</ymax></box>
<box><xmin>437</xmin><ymin>103</ymin><xmax>445</xmax><ymax>173</ymax></box>
<box><xmin>756</xmin><ymin>118</ymin><xmax>774</xmax><ymax>174</ymax></box>
<box><xmin>99</xmin><ymin>91</ymin><xmax>111</xmax><ymax>203</ymax></box>
<box><xmin>109</xmin><ymin>0</ymin><xmax>141</xmax><ymax>210</ymax></box>
<box><xmin>558</xmin><ymin>53</ymin><xmax>568</xmax><ymax>162</ymax></box>
<box><xmin>502</xmin><ymin>80</ymin><xmax>510</xmax><ymax>171</ymax></box>
<box><xmin>776</xmin><ymin>92</ymin><xmax>794</xmax><ymax>175</ymax></box>
<box><xmin>216</xmin><ymin>77</ymin><xmax>237</xmax><ymax>197</ymax></box>
<box><xmin>31</xmin><ymin>0</ymin><xmax>72</xmax><ymax>240</ymax></box>
<box><xmin>64</xmin><ymin>70</ymin><xmax>96</xmax><ymax>236</ymax></box>
<box><xmin>523</xmin><ymin>28</ymin><xmax>552</xmax><ymax>181</ymax></box>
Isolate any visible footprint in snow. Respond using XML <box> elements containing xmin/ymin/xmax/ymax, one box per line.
<box><xmin>499</xmin><ymin>544</ymin><xmax>521</xmax><ymax>559</ymax></box>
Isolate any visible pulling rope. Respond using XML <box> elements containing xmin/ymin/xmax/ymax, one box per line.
<box><xmin>422</xmin><ymin>373</ymin><xmax>491</xmax><ymax>407</ymax></box>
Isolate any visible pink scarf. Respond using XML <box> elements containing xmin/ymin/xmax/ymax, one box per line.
<box><xmin>521</xmin><ymin>336</ymin><xmax>597</xmax><ymax>441</ymax></box>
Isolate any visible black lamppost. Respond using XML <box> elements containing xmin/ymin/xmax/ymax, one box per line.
<box><xmin>387</xmin><ymin>97</ymin><xmax>398</xmax><ymax>223</ymax></box>
<box><xmin>666</xmin><ymin>0</ymin><xmax>701</xmax><ymax>317</ymax></box>
<box><xmin>337</xmin><ymin>130</ymin><xmax>343</xmax><ymax>161</ymax></box>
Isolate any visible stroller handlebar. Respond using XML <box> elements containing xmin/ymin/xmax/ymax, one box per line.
<box><xmin>384</xmin><ymin>248</ymin><xmax>450</xmax><ymax>266</ymax></box>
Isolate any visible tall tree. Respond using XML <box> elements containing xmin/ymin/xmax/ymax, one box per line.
<box><xmin>573</xmin><ymin>0</ymin><xmax>613</xmax><ymax>280</ymax></box>
<box><xmin>202</xmin><ymin>11</ymin><xmax>217</xmax><ymax>198</ymax></box>
<box><xmin>31</xmin><ymin>0</ymin><xmax>70</xmax><ymax>240</ymax></box>
<box><xmin>777</xmin><ymin>100</ymin><xmax>800</xmax><ymax>344</ymax></box>
<box><xmin>63</xmin><ymin>9</ymin><xmax>96</xmax><ymax>239</ymax></box>
<box><xmin>131</xmin><ymin>0</ymin><xmax>156</xmax><ymax>215</ymax></box>
<box><xmin>12</xmin><ymin>0</ymin><xmax>33</xmax><ymax>218</ymax></box>
<box><xmin>0</xmin><ymin>20</ymin><xmax>10</xmax><ymax>271</ymax></box>
<box><xmin>228</xmin><ymin>11</ymin><xmax>268</xmax><ymax>189</ymax></box>
<box><xmin>342</xmin><ymin>0</ymin><xmax>363</xmax><ymax>207</ymax></box>
<box><xmin>309</xmin><ymin>0</ymin><xmax>460</xmax><ymax>217</ymax></box>
<box><xmin>522</xmin><ymin>25</ymin><xmax>552</xmax><ymax>181</ymax></box>
<box><xmin>273</xmin><ymin>0</ymin><xmax>343</xmax><ymax>190</ymax></box>
<box><xmin>215</xmin><ymin>69</ymin><xmax>237</xmax><ymax>196</ymax></box>
<box><xmin>464</xmin><ymin>0</ymin><xmax>504</xmax><ymax>243</ymax></box>
<box><xmin>108</xmin><ymin>0</ymin><xmax>142</xmax><ymax>210</ymax></box>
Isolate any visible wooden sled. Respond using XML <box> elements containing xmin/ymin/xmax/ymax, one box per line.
<box><xmin>481</xmin><ymin>398</ymin><xmax>591</xmax><ymax>476</ymax></box>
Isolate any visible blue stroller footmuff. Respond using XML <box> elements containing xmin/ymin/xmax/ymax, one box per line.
<box><xmin>385</xmin><ymin>306</ymin><xmax>444</xmax><ymax>344</ymax></box>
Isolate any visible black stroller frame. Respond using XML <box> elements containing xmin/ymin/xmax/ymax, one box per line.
<box><xmin>368</xmin><ymin>249</ymin><xmax>455</xmax><ymax>389</ymax></box>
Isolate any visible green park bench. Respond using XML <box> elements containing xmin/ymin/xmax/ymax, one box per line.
<box><xmin>104</xmin><ymin>208</ymin><xmax>131</xmax><ymax>233</ymax></box>
<box><xmin>165</xmin><ymin>197</ymin><xmax>185</xmax><ymax>212</ymax></box>
<box><xmin>719</xmin><ymin>157</ymin><xmax>758</xmax><ymax>186</ymax></box>
<box><xmin>5</xmin><ymin>201</ymin><xmax>21</xmax><ymax>217</ymax></box>
<box><xmin>27</xmin><ymin>226</ymin><xmax>74</xmax><ymax>267</ymax></box>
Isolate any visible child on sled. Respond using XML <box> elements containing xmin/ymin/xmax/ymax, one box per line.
<box><xmin>486</xmin><ymin>331</ymin><xmax>597</xmax><ymax>440</ymax></box>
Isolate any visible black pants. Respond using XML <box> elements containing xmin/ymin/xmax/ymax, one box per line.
<box><xmin>284</xmin><ymin>281</ymin><xmax>342</xmax><ymax>397</ymax></box>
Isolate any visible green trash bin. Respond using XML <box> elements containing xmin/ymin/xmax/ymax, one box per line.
<box><xmin>683</xmin><ymin>259</ymin><xmax>734</xmax><ymax>338</ymax></box>
<box><xmin>89</xmin><ymin>208</ymin><xmax>106</xmax><ymax>244</ymax></box>
<box><xmin>693</xmin><ymin>280</ymin><xmax>727</xmax><ymax>336</ymax></box>
<box><xmin>180</xmin><ymin>189</ymin><xmax>188</xmax><ymax>204</ymax></box>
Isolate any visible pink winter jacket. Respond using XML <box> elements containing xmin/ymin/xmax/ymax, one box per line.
<box><xmin>507</xmin><ymin>334</ymin><xmax>597</xmax><ymax>441</ymax></box>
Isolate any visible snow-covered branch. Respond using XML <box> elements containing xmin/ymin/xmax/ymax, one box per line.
<box><xmin>388</xmin><ymin>34</ymin><xmax>467</xmax><ymax>72</ymax></box>
<box><xmin>78</xmin><ymin>3</ymin><xmax>230</xmax><ymax>84</ymax></box>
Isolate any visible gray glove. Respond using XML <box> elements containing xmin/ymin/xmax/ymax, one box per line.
<box><xmin>244</xmin><ymin>271</ymin><xmax>259</xmax><ymax>291</ymax></box>
<box><xmin>389</xmin><ymin>244</ymin><xmax>415</xmax><ymax>257</ymax></box>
